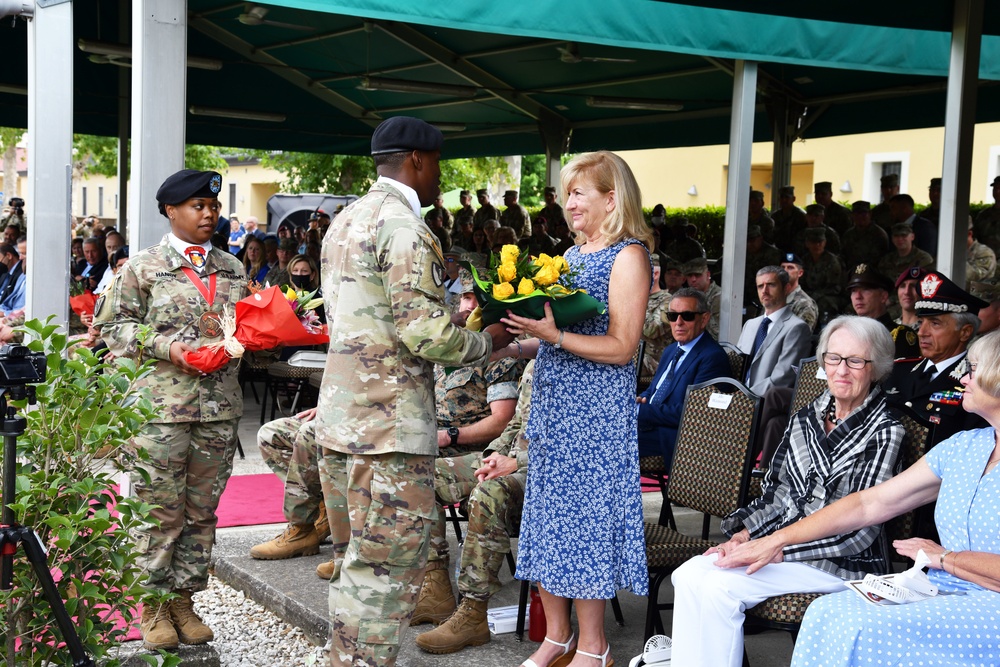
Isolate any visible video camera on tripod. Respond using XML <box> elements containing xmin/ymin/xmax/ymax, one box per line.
<box><xmin>0</xmin><ymin>344</ymin><xmax>96</xmax><ymax>666</ymax></box>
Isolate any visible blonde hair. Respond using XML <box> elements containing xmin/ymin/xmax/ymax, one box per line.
<box><xmin>967</xmin><ymin>330</ymin><xmax>1000</xmax><ymax>398</ymax></box>
<box><xmin>559</xmin><ymin>151</ymin><xmax>652</xmax><ymax>249</ymax></box>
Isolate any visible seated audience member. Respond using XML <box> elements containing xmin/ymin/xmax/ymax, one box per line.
<box><xmin>847</xmin><ymin>263</ymin><xmax>894</xmax><ymax>327</ymax></box>
<box><xmin>876</xmin><ymin>223</ymin><xmax>934</xmax><ymax>286</ymax></box>
<box><xmin>70</xmin><ymin>237</ymin><xmax>85</xmax><ymax>277</ymax></box>
<box><xmin>895</xmin><ymin>266</ymin><xmax>924</xmax><ymax>329</ymax></box>
<box><xmin>771</xmin><ymin>185</ymin><xmax>808</xmax><ymax>252</ymax></box>
<box><xmin>410</xmin><ymin>277</ymin><xmax>525</xmax><ymax>625</ymax></box>
<box><xmin>884</xmin><ymin>271</ymin><xmax>989</xmax><ymax>448</ymax></box>
<box><xmin>426</xmin><ymin>207</ymin><xmax>452</xmax><ymax>253</ymax></box>
<box><xmin>669</xmin><ymin>316</ymin><xmax>904</xmax><ymax>666</ymax></box>
<box><xmin>242</xmin><ymin>235</ymin><xmax>269</xmax><ymax>283</ymax></box>
<box><xmin>75</xmin><ymin>236</ymin><xmax>108</xmax><ymax>292</ymax></box>
<box><xmin>744</xmin><ymin>225</ymin><xmax>782</xmax><ymax>308</ymax></box>
<box><xmin>482</xmin><ymin>219</ymin><xmax>501</xmax><ymax>248</ymax></box>
<box><xmin>3</xmin><ymin>222</ymin><xmax>19</xmax><ymax>245</ymax></box>
<box><xmin>748</xmin><ymin>189</ymin><xmax>775</xmax><ymax>242</ymax></box>
<box><xmin>800</xmin><ymin>227</ymin><xmax>845</xmax><ymax>320</ymax></box>
<box><xmin>889</xmin><ymin>192</ymin><xmax>937</xmax><ymax>258</ymax></box>
<box><xmin>661</xmin><ymin>258</ymin><xmax>686</xmax><ymax>293</ymax></box>
<box><xmin>526</xmin><ymin>217</ymin><xmax>558</xmax><ymax>257</ymax></box>
<box><xmin>264</xmin><ymin>238</ymin><xmax>294</xmax><ymax>287</ymax></box>
<box><xmin>640</xmin><ymin>256</ymin><xmax>673</xmax><ymax>376</ymax></box>
<box><xmin>663</xmin><ymin>219</ymin><xmax>705</xmax><ymax>263</ymax></box>
<box><xmin>0</xmin><ymin>239</ymin><xmax>25</xmax><ymax>316</ymax></box>
<box><xmin>737</xmin><ymin>266</ymin><xmax>811</xmax><ymax>396</ymax></box>
<box><xmin>636</xmin><ymin>287</ymin><xmax>731</xmax><ymax>468</ymax></box>
<box><xmin>973</xmin><ymin>278</ymin><xmax>1000</xmax><ymax>336</ymax></box>
<box><xmin>414</xmin><ymin>361</ymin><xmax>536</xmax><ymax>654</ymax></box>
<box><xmin>841</xmin><ymin>201</ymin><xmax>889</xmax><ymax>272</ymax></box>
<box><xmin>794</xmin><ymin>203</ymin><xmax>841</xmax><ymax>257</ymax></box>
<box><xmin>966</xmin><ymin>217</ymin><xmax>997</xmax><ymax>289</ymax></box>
<box><xmin>784</xmin><ymin>332</ymin><xmax>1000</xmax><ymax>665</ymax></box>
<box><xmin>552</xmin><ymin>218</ymin><xmax>575</xmax><ymax>256</ymax></box>
<box><xmin>249</xmin><ymin>409</ymin><xmax>345</xmax><ymax>580</ymax></box>
<box><xmin>490</xmin><ymin>225</ymin><xmax>518</xmax><ymax>253</ymax></box>
<box><xmin>683</xmin><ymin>258</ymin><xmax>721</xmax><ymax>340</ymax></box>
<box><xmin>780</xmin><ymin>253</ymin><xmax>819</xmax><ymax>332</ymax></box>
<box><xmin>95</xmin><ymin>231</ymin><xmax>126</xmax><ymax>293</ymax></box>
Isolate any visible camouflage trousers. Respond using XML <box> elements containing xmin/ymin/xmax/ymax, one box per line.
<box><xmin>431</xmin><ymin>453</ymin><xmax>526</xmax><ymax>601</ymax></box>
<box><xmin>129</xmin><ymin>419</ymin><xmax>239</xmax><ymax>595</ymax></box>
<box><xmin>258</xmin><ymin>416</ymin><xmax>323</xmax><ymax>525</ymax></box>
<box><xmin>327</xmin><ymin>451</ymin><xmax>436</xmax><ymax>667</ymax></box>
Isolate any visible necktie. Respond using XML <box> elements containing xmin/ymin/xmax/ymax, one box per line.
<box><xmin>919</xmin><ymin>360</ymin><xmax>936</xmax><ymax>384</ymax></box>
<box><xmin>745</xmin><ymin>316</ymin><xmax>771</xmax><ymax>382</ymax></box>
<box><xmin>651</xmin><ymin>347</ymin><xmax>686</xmax><ymax>405</ymax></box>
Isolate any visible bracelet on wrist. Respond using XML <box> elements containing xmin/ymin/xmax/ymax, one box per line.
<box><xmin>940</xmin><ymin>549</ymin><xmax>953</xmax><ymax>569</ymax></box>
<box><xmin>514</xmin><ymin>339</ymin><xmax>523</xmax><ymax>359</ymax></box>
<box><xmin>555</xmin><ymin>330</ymin><xmax>565</xmax><ymax>348</ymax></box>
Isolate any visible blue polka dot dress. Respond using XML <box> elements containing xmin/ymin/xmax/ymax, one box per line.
<box><xmin>515</xmin><ymin>239</ymin><xmax>649</xmax><ymax>599</ymax></box>
<box><xmin>792</xmin><ymin>427</ymin><xmax>1000</xmax><ymax>667</ymax></box>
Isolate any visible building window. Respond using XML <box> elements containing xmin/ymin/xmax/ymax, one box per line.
<box><xmin>98</xmin><ymin>186</ymin><xmax>104</xmax><ymax>216</ymax></box>
<box><xmin>81</xmin><ymin>186</ymin><xmax>87</xmax><ymax>216</ymax></box>
<box><xmin>229</xmin><ymin>183</ymin><xmax>236</xmax><ymax>215</ymax></box>
<box><xmin>863</xmin><ymin>152</ymin><xmax>909</xmax><ymax>203</ymax></box>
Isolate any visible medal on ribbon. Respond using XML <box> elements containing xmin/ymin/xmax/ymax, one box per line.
<box><xmin>181</xmin><ymin>267</ymin><xmax>222</xmax><ymax>339</ymax></box>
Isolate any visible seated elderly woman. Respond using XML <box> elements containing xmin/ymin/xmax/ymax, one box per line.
<box><xmin>780</xmin><ymin>329</ymin><xmax>1000</xmax><ymax>665</ymax></box>
<box><xmin>669</xmin><ymin>315</ymin><xmax>904</xmax><ymax>667</ymax></box>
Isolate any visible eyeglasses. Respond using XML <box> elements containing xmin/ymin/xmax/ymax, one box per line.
<box><xmin>666</xmin><ymin>311</ymin><xmax>705</xmax><ymax>322</ymax></box>
<box><xmin>965</xmin><ymin>362</ymin><xmax>977</xmax><ymax>379</ymax></box>
<box><xmin>444</xmin><ymin>257</ymin><xmax>456</xmax><ymax>263</ymax></box>
<box><xmin>822</xmin><ymin>353</ymin><xmax>872</xmax><ymax>370</ymax></box>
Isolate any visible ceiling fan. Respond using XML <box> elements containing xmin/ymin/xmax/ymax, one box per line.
<box><xmin>237</xmin><ymin>5</ymin><xmax>315</xmax><ymax>31</ymax></box>
<box><xmin>557</xmin><ymin>42</ymin><xmax>636</xmax><ymax>64</ymax></box>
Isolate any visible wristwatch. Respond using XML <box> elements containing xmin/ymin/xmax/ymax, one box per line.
<box><xmin>448</xmin><ymin>427</ymin><xmax>460</xmax><ymax>446</ymax></box>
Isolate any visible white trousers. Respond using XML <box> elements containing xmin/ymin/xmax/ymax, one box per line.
<box><xmin>670</xmin><ymin>554</ymin><xmax>845</xmax><ymax>667</ymax></box>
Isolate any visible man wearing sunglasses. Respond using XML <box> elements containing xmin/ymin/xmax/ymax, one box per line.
<box><xmin>636</xmin><ymin>287</ymin><xmax>731</xmax><ymax>468</ymax></box>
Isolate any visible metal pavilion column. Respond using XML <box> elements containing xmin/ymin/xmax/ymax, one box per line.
<box><xmin>719</xmin><ymin>60</ymin><xmax>758</xmax><ymax>345</ymax></box>
<box><xmin>768</xmin><ymin>96</ymin><xmax>793</xmax><ymax>212</ymax></box>
<box><xmin>26</xmin><ymin>0</ymin><xmax>72</xmax><ymax>324</ymax></box>
<box><xmin>129</xmin><ymin>0</ymin><xmax>187</xmax><ymax>251</ymax></box>
<box><xmin>937</xmin><ymin>0</ymin><xmax>983</xmax><ymax>284</ymax></box>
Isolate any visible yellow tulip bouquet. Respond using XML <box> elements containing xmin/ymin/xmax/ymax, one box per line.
<box><xmin>462</xmin><ymin>244</ymin><xmax>606</xmax><ymax>328</ymax></box>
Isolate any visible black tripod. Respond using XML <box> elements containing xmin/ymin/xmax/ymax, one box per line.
<box><xmin>0</xmin><ymin>386</ymin><xmax>95</xmax><ymax>667</ymax></box>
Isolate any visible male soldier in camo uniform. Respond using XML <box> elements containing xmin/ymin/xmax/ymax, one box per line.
<box><xmin>682</xmin><ymin>257</ymin><xmax>721</xmax><ymax>340</ymax></box>
<box><xmin>974</xmin><ymin>176</ymin><xmax>1000</xmax><ymax>257</ymax></box>
<box><xmin>780</xmin><ymin>253</ymin><xmax>819</xmax><ymax>331</ymax></box>
<box><xmin>95</xmin><ymin>169</ymin><xmax>247</xmax><ymax>650</ymax></box>
<box><xmin>770</xmin><ymin>185</ymin><xmax>807</xmax><ymax>253</ymax></box>
<box><xmin>801</xmin><ymin>226</ymin><xmax>845</xmax><ymax>322</ymax></box>
<box><xmin>473</xmin><ymin>188</ymin><xmax>499</xmax><ymax>230</ymax></box>
<box><xmin>246</xmin><ymin>409</ymin><xmax>348</xmax><ymax>582</ymax></box>
<box><xmin>966</xmin><ymin>217</ymin><xmax>997</xmax><ymax>287</ymax></box>
<box><xmin>814</xmin><ymin>181</ymin><xmax>852</xmax><ymax>236</ymax></box>
<box><xmin>499</xmin><ymin>189</ymin><xmax>532</xmax><ymax>239</ymax></box>
<box><xmin>453</xmin><ymin>190</ymin><xmax>476</xmax><ymax>232</ymax></box>
<box><xmin>641</xmin><ymin>255</ymin><xmax>673</xmax><ymax>377</ymax></box>
<box><xmin>414</xmin><ymin>360</ymin><xmax>536</xmax><ymax>655</ymax></box>
<box><xmin>316</xmin><ymin>117</ymin><xmax>513</xmax><ymax>667</ymax></box>
<box><xmin>871</xmin><ymin>173</ymin><xmax>900</xmax><ymax>235</ymax></box>
<box><xmin>841</xmin><ymin>200</ymin><xmax>889</xmax><ymax>272</ymax></box>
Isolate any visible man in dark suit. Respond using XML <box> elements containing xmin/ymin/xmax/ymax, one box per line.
<box><xmin>884</xmin><ymin>270</ymin><xmax>989</xmax><ymax>447</ymax></box>
<box><xmin>737</xmin><ymin>266</ymin><xmax>812</xmax><ymax>396</ymax></box>
<box><xmin>637</xmin><ymin>287</ymin><xmax>732</xmax><ymax>468</ymax></box>
<box><xmin>74</xmin><ymin>237</ymin><xmax>108</xmax><ymax>293</ymax></box>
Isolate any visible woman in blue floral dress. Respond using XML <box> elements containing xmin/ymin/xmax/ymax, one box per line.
<box><xmin>499</xmin><ymin>151</ymin><xmax>651</xmax><ymax>667</ymax></box>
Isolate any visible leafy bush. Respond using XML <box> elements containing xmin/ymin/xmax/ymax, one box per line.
<box><xmin>0</xmin><ymin>318</ymin><xmax>162</xmax><ymax>666</ymax></box>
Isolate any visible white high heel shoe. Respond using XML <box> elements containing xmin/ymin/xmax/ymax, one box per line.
<box><xmin>577</xmin><ymin>643</ymin><xmax>614</xmax><ymax>667</ymax></box>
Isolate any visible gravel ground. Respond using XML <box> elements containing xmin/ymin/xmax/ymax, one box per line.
<box><xmin>197</xmin><ymin>575</ymin><xmax>327</xmax><ymax>666</ymax></box>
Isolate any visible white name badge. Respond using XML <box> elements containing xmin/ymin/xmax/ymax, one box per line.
<box><xmin>708</xmin><ymin>392</ymin><xmax>733</xmax><ymax>410</ymax></box>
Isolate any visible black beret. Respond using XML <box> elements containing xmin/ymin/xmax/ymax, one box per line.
<box><xmin>370</xmin><ymin>117</ymin><xmax>443</xmax><ymax>155</ymax></box>
<box><xmin>156</xmin><ymin>169</ymin><xmax>222</xmax><ymax>206</ymax></box>
<box><xmin>782</xmin><ymin>253</ymin><xmax>804</xmax><ymax>266</ymax></box>
<box><xmin>846</xmin><ymin>263</ymin><xmax>892</xmax><ymax>293</ymax></box>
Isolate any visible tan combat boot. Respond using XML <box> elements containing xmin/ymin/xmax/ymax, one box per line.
<box><xmin>140</xmin><ymin>601</ymin><xmax>179</xmax><ymax>650</ymax></box>
<box><xmin>316</xmin><ymin>558</ymin><xmax>341</xmax><ymax>580</ymax></box>
<box><xmin>415</xmin><ymin>598</ymin><xmax>490</xmax><ymax>654</ymax></box>
<box><xmin>410</xmin><ymin>565</ymin><xmax>456</xmax><ymax>625</ymax></box>
<box><xmin>169</xmin><ymin>590</ymin><xmax>214</xmax><ymax>645</ymax></box>
<box><xmin>314</xmin><ymin>505</ymin><xmax>330</xmax><ymax>542</ymax></box>
<box><xmin>249</xmin><ymin>523</ymin><xmax>320</xmax><ymax>560</ymax></box>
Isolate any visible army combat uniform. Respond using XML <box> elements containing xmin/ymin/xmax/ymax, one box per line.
<box><xmin>641</xmin><ymin>289</ymin><xmax>673</xmax><ymax>377</ymax></box>
<box><xmin>435</xmin><ymin>357</ymin><xmax>524</xmax><ymax>458</ymax></box>
<box><xmin>96</xmin><ymin>234</ymin><xmax>247</xmax><ymax>596</ymax></box>
<box><xmin>786</xmin><ymin>284</ymin><xmax>819</xmax><ymax>331</ymax></box>
<box><xmin>499</xmin><ymin>202</ymin><xmax>531</xmax><ymax>239</ymax></box>
<box><xmin>317</xmin><ymin>179</ymin><xmax>492</xmax><ymax>667</ymax></box>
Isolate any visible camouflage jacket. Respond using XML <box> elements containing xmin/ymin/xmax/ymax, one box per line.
<box><xmin>316</xmin><ymin>181</ymin><xmax>493</xmax><ymax>456</ymax></box>
<box><xmin>499</xmin><ymin>203</ymin><xmax>531</xmax><ymax>238</ymax></box>
<box><xmin>485</xmin><ymin>359</ymin><xmax>535</xmax><ymax>470</ymax></box>
<box><xmin>842</xmin><ymin>224</ymin><xmax>889</xmax><ymax>271</ymax></box>
<box><xmin>473</xmin><ymin>203</ymin><xmax>499</xmax><ymax>229</ymax></box>
<box><xmin>876</xmin><ymin>247</ymin><xmax>935</xmax><ymax>285</ymax></box>
<box><xmin>95</xmin><ymin>235</ymin><xmax>248</xmax><ymax>422</ymax></box>
<box><xmin>786</xmin><ymin>285</ymin><xmax>819</xmax><ymax>331</ymax></box>
<box><xmin>967</xmin><ymin>241</ymin><xmax>997</xmax><ymax>286</ymax></box>
<box><xmin>641</xmin><ymin>289</ymin><xmax>673</xmax><ymax>375</ymax></box>
<box><xmin>705</xmin><ymin>281</ymin><xmax>722</xmax><ymax>340</ymax></box>
<box><xmin>435</xmin><ymin>357</ymin><xmax>525</xmax><ymax>429</ymax></box>
<box><xmin>974</xmin><ymin>206</ymin><xmax>1000</xmax><ymax>256</ymax></box>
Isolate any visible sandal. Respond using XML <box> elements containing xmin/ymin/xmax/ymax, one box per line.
<box><xmin>520</xmin><ymin>633</ymin><xmax>576</xmax><ymax>667</ymax></box>
<box><xmin>577</xmin><ymin>643</ymin><xmax>614</xmax><ymax>667</ymax></box>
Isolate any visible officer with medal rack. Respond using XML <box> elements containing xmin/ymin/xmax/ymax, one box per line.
<box><xmin>883</xmin><ymin>269</ymin><xmax>989</xmax><ymax>448</ymax></box>
<box><xmin>94</xmin><ymin>169</ymin><xmax>249</xmax><ymax>651</ymax></box>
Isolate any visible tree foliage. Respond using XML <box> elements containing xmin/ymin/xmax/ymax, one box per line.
<box><xmin>71</xmin><ymin>135</ymin><xmax>229</xmax><ymax>179</ymax></box>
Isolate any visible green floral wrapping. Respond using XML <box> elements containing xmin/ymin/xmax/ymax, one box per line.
<box><xmin>462</xmin><ymin>261</ymin><xmax>607</xmax><ymax>328</ymax></box>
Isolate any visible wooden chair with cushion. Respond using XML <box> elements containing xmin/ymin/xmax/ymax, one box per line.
<box><xmin>643</xmin><ymin>377</ymin><xmax>762</xmax><ymax>640</ymax></box>
<box><xmin>741</xmin><ymin>403</ymin><xmax>933</xmax><ymax>659</ymax></box>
